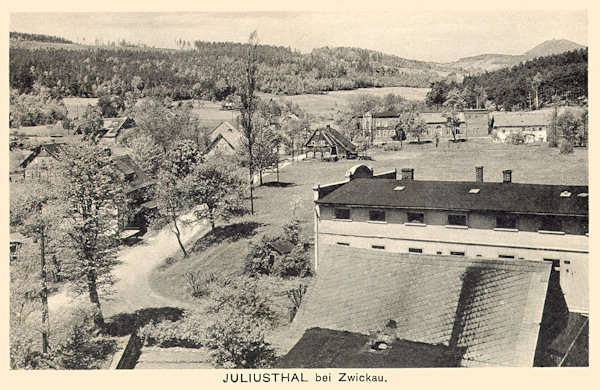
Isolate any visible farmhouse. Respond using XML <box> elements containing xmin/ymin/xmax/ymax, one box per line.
<box><xmin>360</xmin><ymin>111</ymin><xmax>400</xmax><ymax>144</ymax></box>
<box><xmin>490</xmin><ymin>111</ymin><xmax>550</xmax><ymax>143</ymax></box>
<box><xmin>17</xmin><ymin>144</ymin><xmax>155</xmax><ymax>234</ymax></box>
<box><xmin>287</xmin><ymin>165</ymin><xmax>589</xmax><ymax>367</ymax></box>
<box><xmin>204</xmin><ymin>121</ymin><xmax>244</xmax><ymax>157</ymax></box>
<box><xmin>304</xmin><ymin>125</ymin><xmax>358</xmax><ymax>159</ymax></box>
<box><xmin>418</xmin><ymin>111</ymin><xmax>467</xmax><ymax>140</ymax></box>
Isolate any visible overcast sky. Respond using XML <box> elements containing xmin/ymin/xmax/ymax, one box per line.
<box><xmin>9</xmin><ymin>10</ymin><xmax>588</xmax><ymax>62</ymax></box>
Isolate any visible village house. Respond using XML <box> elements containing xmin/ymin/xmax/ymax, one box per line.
<box><xmin>490</xmin><ymin>111</ymin><xmax>550</xmax><ymax>143</ymax></box>
<box><xmin>360</xmin><ymin>111</ymin><xmax>472</xmax><ymax>144</ymax></box>
<box><xmin>418</xmin><ymin>111</ymin><xmax>467</xmax><ymax>140</ymax></box>
<box><xmin>17</xmin><ymin>143</ymin><xmax>155</xmax><ymax>235</ymax></box>
<box><xmin>304</xmin><ymin>125</ymin><xmax>358</xmax><ymax>159</ymax></box>
<box><xmin>282</xmin><ymin>165</ymin><xmax>588</xmax><ymax>367</ymax></box>
<box><xmin>204</xmin><ymin>121</ymin><xmax>244</xmax><ymax>157</ymax></box>
<box><xmin>360</xmin><ymin>111</ymin><xmax>400</xmax><ymax>144</ymax></box>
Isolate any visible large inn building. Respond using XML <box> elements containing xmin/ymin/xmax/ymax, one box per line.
<box><xmin>284</xmin><ymin>165</ymin><xmax>588</xmax><ymax>367</ymax></box>
<box><xmin>312</xmin><ymin>165</ymin><xmax>588</xmax><ymax>314</ymax></box>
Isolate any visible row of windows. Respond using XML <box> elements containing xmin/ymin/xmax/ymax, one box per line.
<box><xmin>334</xmin><ymin>208</ymin><xmax>570</xmax><ymax>232</ymax></box>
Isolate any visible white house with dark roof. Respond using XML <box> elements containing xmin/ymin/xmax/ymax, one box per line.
<box><xmin>491</xmin><ymin>111</ymin><xmax>550</xmax><ymax>143</ymax></box>
<box><xmin>297</xmin><ymin>165</ymin><xmax>588</xmax><ymax>366</ymax></box>
<box><xmin>312</xmin><ymin>165</ymin><xmax>588</xmax><ymax>313</ymax></box>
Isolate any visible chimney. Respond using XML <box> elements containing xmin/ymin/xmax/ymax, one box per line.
<box><xmin>502</xmin><ymin>170</ymin><xmax>512</xmax><ymax>183</ymax></box>
<box><xmin>475</xmin><ymin>166</ymin><xmax>484</xmax><ymax>182</ymax></box>
<box><xmin>401</xmin><ymin>168</ymin><xmax>414</xmax><ymax>181</ymax></box>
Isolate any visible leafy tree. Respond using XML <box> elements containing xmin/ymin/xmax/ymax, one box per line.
<box><xmin>203</xmin><ymin>278</ymin><xmax>276</xmax><ymax>368</ymax></box>
<box><xmin>72</xmin><ymin>105</ymin><xmax>103</xmax><ymax>138</ymax></box>
<box><xmin>399</xmin><ymin>113</ymin><xmax>427</xmax><ymax>143</ymax></box>
<box><xmin>10</xmin><ymin>181</ymin><xmax>64</xmax><ymax>353</ymax></box>
<box><xmin>153</xmin><ymin>140</ymin><xmax>203</xmax><ymax>258</ymax></box>
<box><xmin>57</xmin><ymin>142</ymin><xmax>128</xmax><ymax>327</ymax></box>
<box><xmin>237</xmin><ymin>31</ymin><xmax>260</xmax><ymax>215</ymax></box>
<box><xmin>97</xmin><ymin>94</ymin><xmax>125</xmax><ymax>118</ymax></box>
<box><xmin>128</xmin><ymin>134</ymin><xmax>165</xmax><ymax>178</ymax></box>
<box><xmin>554</xmin><ymin>109</ymin><xmax>586</xmax><ymax>154</ymax></box>
<box><xmin>443</xmin><ymin>110</ymin><xmax>462</xmax><ymax>142</ymax></box>
<box><xmin>184</xmin><ymin>157</ymin><xmax>247</xmax><ymax>231</ymax></box>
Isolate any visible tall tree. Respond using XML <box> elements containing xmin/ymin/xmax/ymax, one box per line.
<box><xmin>58</xmin><ymin>142</ymin><xmax>128</xmax><ymax>327</ymax></box>
<box><xmin>237</xmin><ymin>31</ymin><xmax>260</xmax><ymax>215</ymax></box>
<box><xmin>443</xmin><ymin>110</ymin><xmax>463</xmax><ymax>142</ymax></box>
<box><xmin>10</xmin><ymin>181</ymin><xmax>64</xmax><ymax>353</ymax></box>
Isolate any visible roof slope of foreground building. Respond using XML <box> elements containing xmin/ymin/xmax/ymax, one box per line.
<box><xmin>111</xmin><ymin>155</ymin><xmax>154</xmax><ymax>193</ymax></box>
<box><xmin>276</xmin><ymin>327</ymin><xmax>465</xmax><ymax>368</ymax></box>
<box><xmin>316</xmin><ymin>178</ymin><xmax>588</xmax><ymax>216</ymax></box>
<box><xmin>289</xmin><ymin>245</ymin><xmax>551</xmax><ymax>367</ymax></box>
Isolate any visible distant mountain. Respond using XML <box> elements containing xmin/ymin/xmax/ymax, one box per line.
<box><xmin>523</xmin><ymin>39</ymin><xmax>586</xmax><ymax>60</ymax></box>
<box><xmin>447</xmin><ymin>39</ymin><xmax>586</xmax><ymax>73</ymax></box>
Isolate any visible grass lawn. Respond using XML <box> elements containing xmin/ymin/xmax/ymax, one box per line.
<box><xmin>147</xmin><ymin>140</ymin><xmax>587</xmax><ymax>350</ymax></box>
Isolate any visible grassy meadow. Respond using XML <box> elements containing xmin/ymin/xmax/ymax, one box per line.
<box><xmin>148</xmin><ymin>140</ymin><xmax>588</xmax><ymax>328</ymax></box>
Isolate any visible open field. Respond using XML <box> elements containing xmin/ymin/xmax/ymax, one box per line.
<box><xmin>148</xmin><ymin>141</ymin><xmax>587</xmax><ymax>325</ymax></box>
<box><xmin>259</xmin><ymin>86</ymin><xmax>430</xmax><ymax>120</ymax></box>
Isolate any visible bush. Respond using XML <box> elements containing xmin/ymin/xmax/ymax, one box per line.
<box><xmin>505</xmin><ymin>132</ymin><xmax>525</xmax><ymax>145</ymax></box>
<box><xmin>383</xmin><ymin>141</ymin><xmax>403</xmax><ymax>151</ymax></box>
<box><xmin>559</xmin><ymin>140</ymin><xmax>574</xmax><ymax>154</ymax></box>
<box><xmin>273</xmin><ymin>246</ymin><xmax>312</xmax><ymax>278</ymax></box>
<box><xmin>184</xmin><ymin>271</ymin><xmax>216</xmax><ymax>298</ymax></box>
<box><xmin>204</xmin><ymin>310</ymin><xmax>276</xmax><ymax>368</ymax></box>
<box><xmin>245</xmin><ymin>235</ymin><xmax>276</xmax><ymax>276</ymax></box>
<box><xmin>139</xmin><ymin>312</ymin><xmax>204</xmax><ymax>348</ymax></box>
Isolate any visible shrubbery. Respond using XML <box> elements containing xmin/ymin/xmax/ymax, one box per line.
<box><xmin>505</xmin><ymin>132</ymin><xmax>525</xmax><ymax>145</ymax></box>
<box><xmin>139</xmin><ymin>276</ymin><xmax>277</xmax><ymax>368</ymax></box>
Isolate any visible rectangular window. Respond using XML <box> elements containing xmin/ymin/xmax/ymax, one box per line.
<box><xmin>336</xmin><ymin>242</ymin><xmax>350</xmax><ymax>246</ymax></box>
<box><xmin>372</xmin><ymin>245</ymin><xmax>385</xmax><ymax>250</ymax></box>
<box><xmin>334</xmin><ymin>208</ymin><xmax>351</xmax><ymax>220</ymax></box>
<box><xmin>408</xmin><ymin>248</ymin><xmax>423</xmax><ymax>253</ymax></box>
<box><xmin>540</xmin><ymin>216</ymin><xmax>563</xmax><ymax>232</ymax></box>
<box><xmin>407</xmin><ymin>212</ymin><xmax>425</xmax><ymax>224</ymax></box>
<box><xmin>447</xmin><ymin>214</ymin><xmax>467</xmax><ymax>226</ymax></box>
<box><xmin>369</xmin><ymin>210</ymin><xmax>386</xmax><ymax>222</ymax></box>
<box><xmin>498</xmin><ymin>254</ymin><xmax>515</xmax><ymax>259</ymax></box>
<box><xmin>496</xmin><ymin>215</ymin><xmax>517</xmax><ymax>229</ymax></box>
<box><xmin>450</xmin><ymin>251</ymin><xmax>465</xmax><ymax>256</ymax></box>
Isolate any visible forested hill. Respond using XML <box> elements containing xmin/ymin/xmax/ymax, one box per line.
<box><xmin>9</xmin><ymin>34</ymin><xmax>449</xmax><ymax>100</ymax></box>
<box><xmin>427</xmin><ymin>49</ymin><xmax>587</xmax><ymax>111</ymax></box>
<box><xmin>10</xmin><ymin>31</ymin><xmax>74</xmax><ymax>44</ymax></box>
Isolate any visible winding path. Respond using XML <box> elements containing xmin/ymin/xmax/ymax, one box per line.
<box><xmin>48</xmin><ymin>216</ymin><xmax>209</xmax><ymax>318</ymax></box>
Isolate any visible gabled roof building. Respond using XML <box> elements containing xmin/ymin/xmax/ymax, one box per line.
<box><xmin>287</xmin><ymin>164</ymin><xmax>589</xmax><ymax>367</ymax></box>
<box><xmin>205</xmin><ymin>121</ymin><xmax>244</xmax><ymax>157</ymax></box>
<box><xmin>304</xmin><ymin>125</ymin><xmax>357</xmax><ymax>158</ymax></box>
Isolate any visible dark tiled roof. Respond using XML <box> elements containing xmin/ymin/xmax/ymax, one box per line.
<box><xmin>276</xmin><ymin>327</ymin><xmax>464</xmax><ymax>368</ymax></box>
<box><xmin>305</xmin><ymin>126</ymin><xmax>357</xmax><ymax>152</ymax></box>
<box><xmin>20</xmin><ymin>143</ymin><xmax>66</xmax><ymax>168</ymax></box>
<box><xmin>102</xmin><ymin>118</ymin><xmax>129</xmax><ymax>138</ymax></box>
<box><xmin>492</xmin><ymin>112</ymin><xmax>550</xmax><ymax>128</ymax></box>
<box><xmin>316</xmin><ymin>178</ymin><xmax>588</xmax><ymax>216</ymax></box>
<box><xmin>111</xmin><ymin>155</ymin><xmax>154</xmax><ymax>193</ymax></box>
<box><xmin>289</xmin><ymin>246</ymin><xmax>551</xmax><ymax>367</ymax></box>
